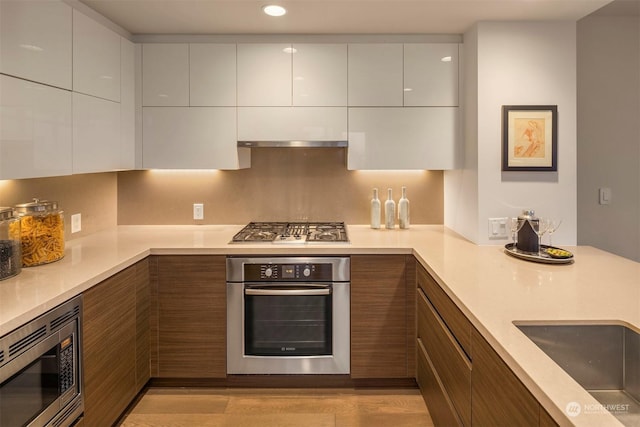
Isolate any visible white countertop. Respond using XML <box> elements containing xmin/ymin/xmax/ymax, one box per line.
<box><xmin>1</xmin><ymin>224</ymin><xmax>637</xmax><ymax>427</ymax></box>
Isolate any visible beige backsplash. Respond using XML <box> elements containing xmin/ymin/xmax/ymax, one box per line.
<box><xmin>117</xmin><ymin>148</ymin><xmax>443</xmax><ymax>225</ymax></box>
<box><xmin>0</xmin><ymin>173</ymin><xmax>118</xmax><ymax>240</ymax></box>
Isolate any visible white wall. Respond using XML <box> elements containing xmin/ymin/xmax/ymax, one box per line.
<box><xmin>446</xmin><ymin>21</ymin><xmax>578</xmax><ymax>246</ymax></box>
<box><xmin>444</xmin><ymin>27</ymin><xmax>479</xmax><ymax>242</ymax></box>
<box><xmin>577</xmin><ymin>15</ymin><xmax>640</xmax><ymax>260</ymax></box>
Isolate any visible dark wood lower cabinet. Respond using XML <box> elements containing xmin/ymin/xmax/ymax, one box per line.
<box><xmin>350</xmin><ymin>255</ymin><xmax>411</xmax><ymax>379</ymax></box>
<box><xmin>416</xmin><ymin>261</ymin><xmax>560</xmax><ymax>427</ymax></box>
<box><xmin>152</xmin><ymin>255</ymin><xmax>226</xmax><ymax>378</ymax></box>
<box><xmin>471</xmin><ymin>328</ymin><xmax>539</xmax><ymax>426</ymax></box>
<box><xmin>417</xmin><ymin>338</ymin><xmax>463</xmax><ymax>426</ymax></box>
<box><xmin>82</xmin><ymin>260</ymin><xmax>148</xmax><ymax>427</ymax></box>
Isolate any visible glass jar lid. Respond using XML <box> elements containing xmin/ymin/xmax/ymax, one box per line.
<box><xmin>0</xmin><ymin>207</ymin><xmax>15</xmax><ymax>221</ymax></box>
<box><xmin>15</xmin><ymin>198</ymin><xmax>59</xmax><ymax>215</ymax></box>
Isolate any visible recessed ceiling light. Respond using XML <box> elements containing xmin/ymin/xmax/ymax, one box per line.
<box><xmin>441</xmin><ymin>56</ymin><xmax>452</xmax><ymax>62</ymax></box>
<box><xmin>263</xmin><ymin>5</ymin><xmax>286</xmax><ymax>17</ymax></box>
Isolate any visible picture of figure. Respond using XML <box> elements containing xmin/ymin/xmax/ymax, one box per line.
<box><xmin>513</xmin><ymin>118</ymin><xmax>545</xmax><ymax>158</ymax></box>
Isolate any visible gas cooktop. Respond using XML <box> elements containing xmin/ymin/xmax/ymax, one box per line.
<box><xmin>231</xmin><ymin>222</ymin><xmax>349</xmax><ymax>244</ymax></box>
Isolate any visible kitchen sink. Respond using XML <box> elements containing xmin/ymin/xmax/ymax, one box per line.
<box><xmin>515</xmin><ymin>323</ymin><xmax>640</xmax><ymax>426</ymax></box>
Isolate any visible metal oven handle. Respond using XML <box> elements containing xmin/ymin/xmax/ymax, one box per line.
<box><xmin>245</xmin><ymin>288</ymin><xmax>331</xmax><ymax>296</ymax></box>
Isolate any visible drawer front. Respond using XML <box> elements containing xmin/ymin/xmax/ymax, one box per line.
<box><xmin>417</xmin><ymin>264</ymin><xmax>471</xmax><ymax>356</ymax></box>
<box><xmin>418</xmin><ymin>288</ymin><xmax>472</xmax><ymax>426</ymax></box>
<box><xmin>417</xmin><ymin>338</ymin><xmax>463</xmax><ymax>427</ymax></box>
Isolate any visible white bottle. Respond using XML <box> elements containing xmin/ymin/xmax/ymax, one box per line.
<box><xmin>370</xmin><ymin>188</ymin><xmax>381</xmax><ymax>229</ymax></box>
<box><xmin>385</xmin><ymin>188</ymin><xmax>395</xmax><ymax>229</ymax></box>
<box><xmin>398</xmin><ymin>186</ymin><xmax>410</xmax><ymax>229</ymax></box>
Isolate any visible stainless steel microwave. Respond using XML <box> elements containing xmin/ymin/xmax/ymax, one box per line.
<box><xmin>0</xmin><ymin>296</ymin><xmax>83</xmax><ymax>427</ymax></box>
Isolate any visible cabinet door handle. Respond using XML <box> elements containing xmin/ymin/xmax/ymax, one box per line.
<box><xmin>245</xmin><ymin>288</ymin><xmax>330</xmax><ymax>296</ymax></box>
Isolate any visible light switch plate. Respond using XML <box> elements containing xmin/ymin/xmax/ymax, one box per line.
<box><xmin>488</xmin><ymin>217</ymin><xmax>509</xmax><ymax>240</ymax></box>
<box><xmin>71</xmin><ymin>213</ymin><xmax>81</xmax><ymax>233</ymax></box>
<box><xmin>599</xmin><ymin>187</ymin><xmax>611</xmax><ymax>205</ymax></box>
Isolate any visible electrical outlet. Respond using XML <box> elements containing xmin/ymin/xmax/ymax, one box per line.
<box><xmin>488</xmin><ymin>217</ymin><xmax>508</xmax><ymax>240</ymax></box>
<box><xmin>193</xmin><ymin>203</ymin><xmax>204</xmax><ymax>220</ymax></box>
<box><xmin>71</xmin><ymin>213</ymin><xmax>81</xmax><ymax>233</ymax></box>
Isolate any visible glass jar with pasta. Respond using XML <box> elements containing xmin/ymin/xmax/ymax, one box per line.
<box><xmin>0</xmin><ymin>207</ymin><xmax>21</xmax><ymax>279</ymax></box>
<box><xmin>14</xmin><ymin>199</ymin><xmax>65</xmax><ymax>267</ymax></box>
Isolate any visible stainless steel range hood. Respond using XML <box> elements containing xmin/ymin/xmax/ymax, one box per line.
<box><xmin>237</xmin><ymin>140</ymin><xmax>348</xmax><ymax>148</ymax></box>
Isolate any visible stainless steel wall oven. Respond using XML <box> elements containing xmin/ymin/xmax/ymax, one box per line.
<box><xmin>227</xmin><ymin>256</ymin><xmax>350</xmax><ymax>374</ymax></box>
<box><xmin>0</xmin><ymin>296</ymin><xmax>83</xmax><ymax>427</ymax></box>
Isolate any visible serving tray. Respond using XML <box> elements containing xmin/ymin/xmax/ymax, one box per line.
<box><xmin>504</xmin><ymin>243</ymin><xmax>574</xmax><ymax>265</ymax></box>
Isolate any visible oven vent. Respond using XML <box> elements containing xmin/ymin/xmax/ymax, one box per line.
<box><xmin>50</xmin><ymin>305</ymin><xmax>80</xmax><ymax>331</ymax></box>
<box><xmin>51</xmin><ymin>396</ymin><xmax>83</xmax><ymax>427</ymax></box>
<box><xmin>9</xmin><ymin>325</ymin><xmax>47</xmax><ymax>357</ymax></box>
<box><xmin>0</xmin><ymin>350</ymin><xmax>4</xmax><ymax>364</ymax></box>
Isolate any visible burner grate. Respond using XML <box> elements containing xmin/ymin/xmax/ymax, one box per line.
<box><xmin>232</xmin><ymin>222</ymin><xmax>348</xmax><ymax>243</ymax></box>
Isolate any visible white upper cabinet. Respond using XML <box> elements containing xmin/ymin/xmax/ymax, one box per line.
<box><xmin>348</xmin><ymin>44</ymin><xmax>403</xmax><ymax>106</ymax></box>
<box><xmin>143</xmin><ymin>107</ymin><xmax>249</xmax><ymax>169</ymax></box>
<box><xmin>0</xmin><ymin>0</ymin><xmax>72</xmax><ymax>90</ymax></box>
<box><xmin>73</xmin><ymin>10</ymin><xmax>121</xmax><ymax>102</ymax></box>
<box><xmin>404</xmin><ymin>44</ymin><xmax>459</xmax><ymax>106</ymax></box>
<box><xmin>142</xmin><ymin>43</ymin><xmax>189</xmax><ymax>106</ymax></box>
<box><xmin>0</xmin><ymin>75</ymin><xmax>72</xmax><ymax>179</ymax></box>
<box><xmin>348</xmin><ymin>107</ymin><xmax>459</xmax><ymax>170</ymax></box>
<box><xmin>190</xmin><ymin>44</ymin><xmax>236</xmax><ymax>106</ymax></box>
<box><xmin>120</xmin><ymin>37</ymin><xmax>135</xmax><ymax>170</ymax></box>
<box><xmin>73</xmin><ymin>92</ymin><xmax>121</xmax><ymax>174</ymax></box>
<box><xmin>238</xmin><ymin>107</ymin><xmax>347</xmax><ymax>142</ymax></box>
<box><xmin>237</xmin><ymin>44</ymin><xmax>291</xmax><ymax>106</ymax></box>
<box><xmin>292</xmin><ymin>44</ymin><xmax>347</xmax><ymax>106</ymax></box>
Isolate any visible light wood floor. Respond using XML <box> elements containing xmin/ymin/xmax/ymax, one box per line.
<box><xmin>119</xmin><ymin>388</ymin><xmax>434</xmax><ymax>427</ymax></box>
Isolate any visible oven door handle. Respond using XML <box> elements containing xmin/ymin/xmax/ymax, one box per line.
<box><xmin>245</xmin><ymin>288</ymin><xmax>331</xmax><ymax>296</ymax></box>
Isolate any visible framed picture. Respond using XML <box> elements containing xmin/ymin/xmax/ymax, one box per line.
<box><xmin>502</xmin><ymin>105</ymin><xmax>557</xmax><ymax>171</ymax></box>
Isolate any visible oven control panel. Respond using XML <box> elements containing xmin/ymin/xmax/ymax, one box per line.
<box><xmin>244</xmin><ymin>263</ymin><xmax>333</xmax><ymax>281</ymax></box>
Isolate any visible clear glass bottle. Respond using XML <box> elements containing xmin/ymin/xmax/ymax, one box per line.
<box><xmin>0</xmin><ymin>207</ymin><xmax>21</xmax><ymax>280</ymax></box>
<box><xmin>385</xmin><ymin>188</ymin><xmax>395</xmax><ymax>229</ymax></box>
<box><xmin>370</xmin><ymin>188</ymin><xmax>381</xmax><ymax>229</ymax></box>
<box><xmin>398</xmin><ymin>186</ymin><xmax>410</xmax><ymax>229</ymax></box>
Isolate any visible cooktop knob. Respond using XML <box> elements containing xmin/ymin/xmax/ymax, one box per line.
<box><xmin>264</xmin><ymin>267</ymin><xmax>273</xmax><ymax>277</ymax></box>
<box><xmin>303</xmin><ymin>267</ymin><xmax>311</xmax><ymax>277</ymax></box>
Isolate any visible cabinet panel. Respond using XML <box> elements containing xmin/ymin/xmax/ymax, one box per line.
<box><xmin>120</xmin><ymin>37</ymin><xmax>135</xmax><ymax>170</ymax></box>
<box><xmin>73</xmin><ymin>92</ymin><xmax>121</xmax><ymax>174</ymax></box>
<box><xmin>351</xmin><ymin>255</ymin><xmax>408</xmax><ymax>378</ymax></box>
<box><xmin>348</xmin><ymin>107</ymin><xmax>459</xmax><ymax>170</ymax></box>
<box><xmin>142</xmin><ymin>43</ymin><xmax>189</xmax><ymax>106</ymax></box>
<box><xmin>237</xmin><ymin>107</ymin><xmax>347</xmax><ymax>142</ymax></box>
<box><xmin>190</xmin><ymin>43</ymin><xmax>236</xmax><ymax>106</ymax></box>
<box><xmin>293</xmin><ymin>44</ymin><xmax>347</xmax><ymax>106</ymax></box>
<box><xmin>0</xmin><ymin>0</ymin><xmax>72</xmax><ymax>89</ymax></box>
<box><xmin>156</xmin><ymin>256</ymin><xmax>226</xmax><ymax>378</ymax></box>
<box><xmin>0</xmin><ymin>75</ymin><xmax>72</xmax><ymax>179</ymax></box>
<box><xmin>135</xmin><ymin>258</ymin><xmax>150</xmax><ymax>392</ymax></box>
<box><xmin>83</xmin><ymin>266</ymin><xmax>136</xmax><ymax>426</ymax></box>
<box><xmin>348</xmin><ymin>44</ymin><xmax>403</xmax><ymax>106</ymax></box>
<box><xmin>417</xmin><ymin>338</ymin><xmax>463</xmax><ymax>427</ymax></box>
<box><xmin>237</xmin><ymin>43</ymin><xmax>291</xmax><ymax>106</ymax></box>
<box><xmin>143</xmin><ymin>107</ymin><xmax>249</xmax><ymax>169</ymax></box>
<box><xmin>471</xmin><ymin>328</ymin><xmax>540</xmax><ymax>426</ymax></box>
<box><xmin>73</xmin><ymin>10</ymin><xmax>120</xmax><ymax>102</ymax></box>
<box><xmin>418</xmin><ymin>289</ymin><xmax>471</xmax><ymax>426</ymax></box>
<box><xmin>417</xmin><ymin>264</ymin><xmax>471</xmax><ymax>356</ymax></box>
<box><xmin>404</xmin><ymin>43</ymin><xmax>459</xmax><ymax>107</ymax></box>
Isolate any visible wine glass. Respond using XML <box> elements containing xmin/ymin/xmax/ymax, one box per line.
<box><xmin>508</xmin><ymin>217</ymin><xmax>524</xmax><ymax>247</ymax></box>
<box><xmin>547</xmin><ymin>219</ymin><xmax>562</xmax><ymax>247</ymax></box>
<box><xmin>530</xmin><ymin>218</ymin><xmax>550</xmax><ymax>256</ymax></box>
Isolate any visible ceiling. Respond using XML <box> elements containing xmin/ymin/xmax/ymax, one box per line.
<box><xmin>79</xmin><ymin>0</ymin><xmax>615</xmax><ymax>36</ymax></box>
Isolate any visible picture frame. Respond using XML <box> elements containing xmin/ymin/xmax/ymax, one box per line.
<box><xmin>502</xmin><ymin>105</ymin><xmax>558</xmax><ymax>171</ymax></box>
